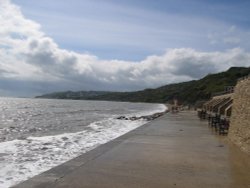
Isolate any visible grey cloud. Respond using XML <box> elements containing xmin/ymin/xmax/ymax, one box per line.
<box><xmin>0</xmin><ymin>0</ymin><xmax>250</xmax><ymax>96</ymax></box>
<box><xmin>0</xmin><ymin>68</ymin><xmax>15</xmax><ymax>75</ymax></box>
<box><xmin>171</xmin><ymin>57</ymin><xmax>217</xmax><ymax>78</ymax></box>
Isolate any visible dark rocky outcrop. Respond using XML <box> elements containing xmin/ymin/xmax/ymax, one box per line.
<box><xmin>116</xmin><ymin>110</ymin><xmax>168</xmax><ymax>121</ymax></box>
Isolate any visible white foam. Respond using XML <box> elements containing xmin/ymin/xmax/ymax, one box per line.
<box><xmin>0</xmin><ymin>104</ymin><xmax>166</xmax><ymax>188</ymax></box>
<box><xmin>0</xmin><ymin>119</ymin><xmax>147</xmax><ymax>187</ymax></box>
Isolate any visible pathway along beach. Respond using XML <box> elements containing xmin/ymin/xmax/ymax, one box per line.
<box><xmin>13</xmin><ymin>111</ymin><xmax>250</xmax><ymax>188</ymax></box>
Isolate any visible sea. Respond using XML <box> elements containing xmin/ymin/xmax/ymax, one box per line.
<box><xmin>0</xmin><ymin>98</ymin><xmax>166</xmax><ymax>187</ymax></box>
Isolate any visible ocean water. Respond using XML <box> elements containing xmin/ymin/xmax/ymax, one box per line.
<box><xmin>0</xmin><ymin>98</ymin><xmax>166</xmax><ymax>187</ymax></box>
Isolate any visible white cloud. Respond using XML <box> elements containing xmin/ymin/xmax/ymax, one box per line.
<box><xmin>0</xmin><ymin>0</ymin><xmax>250</xmax><ymax>96</ymax></box>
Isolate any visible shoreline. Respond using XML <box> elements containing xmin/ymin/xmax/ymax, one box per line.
<box><xmin>13</xmin><ymin>111</ymin><xmax>250</xmax><ymax>188</ymax></box>
<box><xmin>3</xmin><ymin>104</ymin><xmax>167</xmax><ymax>188</ymax></box>
<box><xmin>11</xmin><ymin>111</ymin><xmax>167</xmax><ymax>188</ymax></box>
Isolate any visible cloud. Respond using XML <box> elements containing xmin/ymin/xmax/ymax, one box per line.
<box><xmin>0</xmin><ymin>0</ymin><xmax>250</xmax><ymax>96</ymax></box>
<box><xmin>223</xmin><ymin>37</ymin><xmax>241</xmax><ymax>45</ymax></box>
<box><xmin>208</xmin><ymin>25</ymin><xmax>248</xmax><ymax>47</ymax></box>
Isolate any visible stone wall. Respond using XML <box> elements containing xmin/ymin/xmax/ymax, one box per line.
<box><xmin>229</xmin><ymin>77</ymin><xmax>250</xmax><ymax>154</ymax></box>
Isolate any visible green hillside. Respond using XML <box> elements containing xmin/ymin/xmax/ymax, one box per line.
<box><xmin>37</xmin><ymin>67</ymin><xmax>250</xmax><ymax>104</ymax></box>
<box><xmin>36</xmin><ymin>91</ymin><xmax>110</xmax><ymax>100</ymax></box>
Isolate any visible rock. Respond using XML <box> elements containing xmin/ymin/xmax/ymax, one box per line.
<box><xmin>116</xmin><ymin>111</ymin><xmax>168</xmax><ymax>122</ymax></box>
<box><xmin>117</xmin><ymin>116</ymin><xmax>126</xmax><ymax>120</ymax></box>
<box><xmin>61</xmin><ymin>137</ymin><xmax>69</xmax><ymax>141</ymax></box>
<box><xmin>41</xmin><ymin>147</ymin><xmax>49</xmax><ymax>150</ymax></box>
<box><xmin>17</xmin><ymin>136</ymin><xmax>27</xmax><ymax>140</ymax></box>
<box><xmin>43</xmin><ymin>142</ymin><xmax>51</xmax><ymax>145</ymax></box>
<box><xmin>29</xmin><ymin>128</ymin><xmax>37</xmax><ymax>133</ymax></box>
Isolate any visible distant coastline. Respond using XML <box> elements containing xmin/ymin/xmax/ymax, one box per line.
<box><xmin>36</xmin><ymin>67</ymin><xmax>250</xmax><ymax>105</ymax></box>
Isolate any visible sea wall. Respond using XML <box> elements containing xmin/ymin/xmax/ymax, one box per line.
<box><xmin>229</xmin><ymin>76</ymin><xmax>250</xmax><ymax>154</ymax></box>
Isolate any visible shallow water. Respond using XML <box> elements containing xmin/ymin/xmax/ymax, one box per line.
<box><xmin>0</xmin><ymin>98</ymin><xmax>166</xmax><ymax>187</ymax></box>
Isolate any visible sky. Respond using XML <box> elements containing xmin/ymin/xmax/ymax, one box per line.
<box><xmin>0</xmin><ymin>0</ymin><xmax>250</xmax><ymax>97</ymax></box>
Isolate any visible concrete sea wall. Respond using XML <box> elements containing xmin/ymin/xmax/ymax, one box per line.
<box><xmin>229</xmin><ymin>76</ymin><xmax>250</xmax><ymax>154</ymax></box>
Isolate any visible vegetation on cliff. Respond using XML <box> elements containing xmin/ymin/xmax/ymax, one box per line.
<box><xmin>36</xmin><ymin>67</ymin><xmax>250</xmax><ymax>104</ymax></box>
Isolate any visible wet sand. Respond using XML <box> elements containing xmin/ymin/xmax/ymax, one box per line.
<box><xmin>13</xmin><ymin>111</ymin><xmax>250</xmax><ymax>188</ymax></box>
